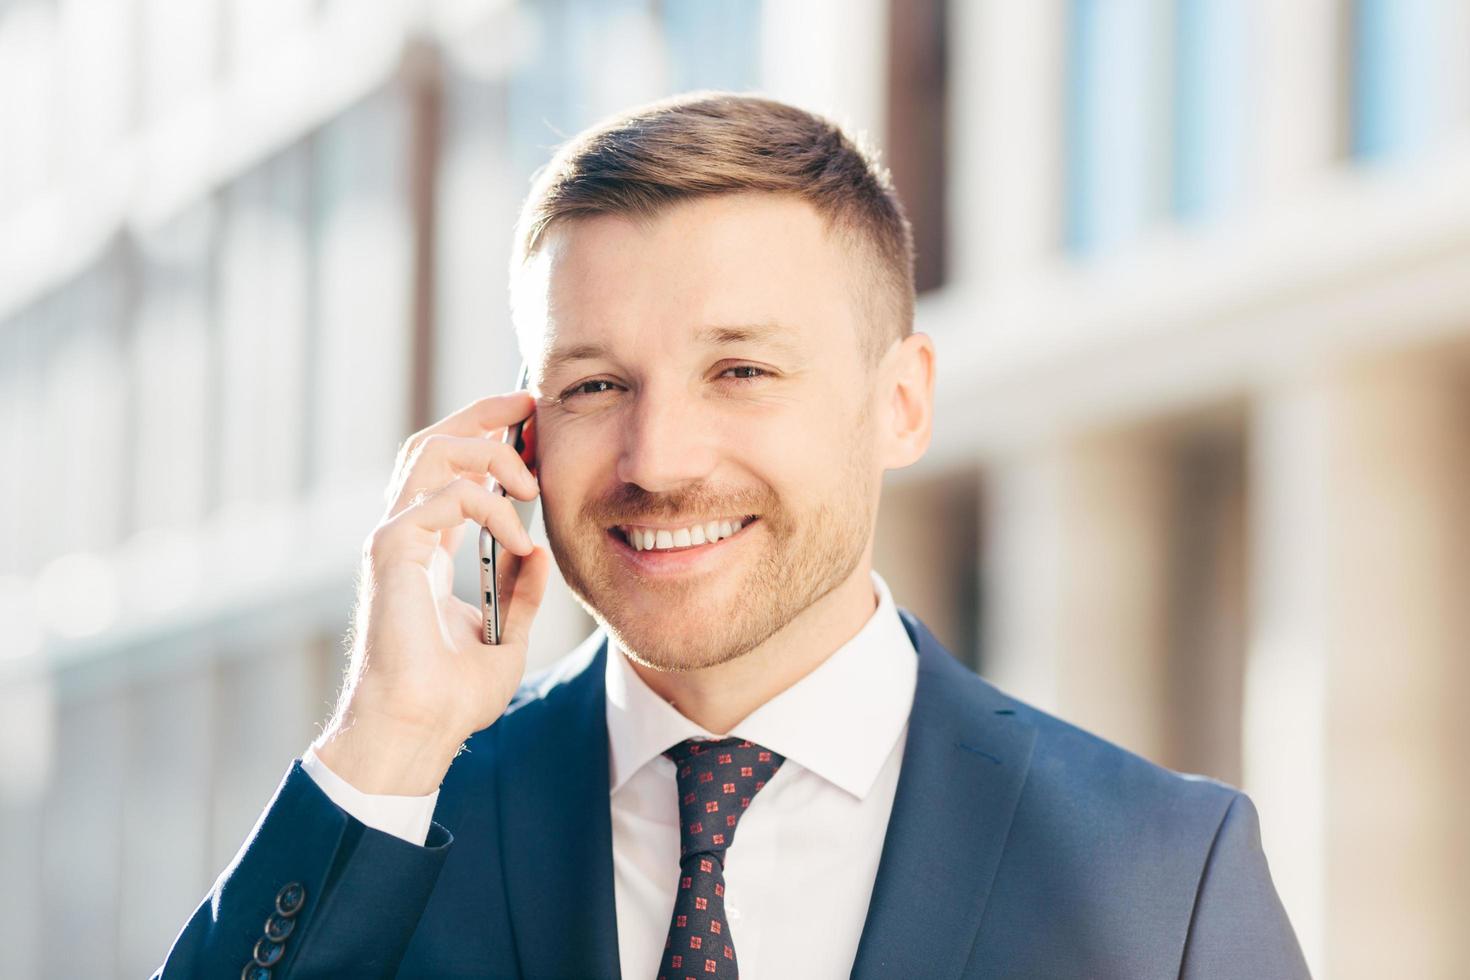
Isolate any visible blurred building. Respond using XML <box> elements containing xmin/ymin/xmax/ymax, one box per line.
<box><xmin>2</xmin><ymin>1</ymin><xmax>1468</xmax><ymax>977</ymax></box>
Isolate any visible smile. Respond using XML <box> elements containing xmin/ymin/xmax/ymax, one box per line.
<box><xmin>611</xmin><ymin>516</ymin><xmax>758</xmax><ymax>552</ymax></box>
<box><xmin>602</xmin><ymin>514</ymin><xmax>758</xmax><ymax>575</ymax></box>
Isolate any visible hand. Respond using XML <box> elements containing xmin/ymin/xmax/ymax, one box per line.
<box><xmin>313</xmin><ymin>391</ymin><xmax>551</xmax><ymax>796</ymax></box>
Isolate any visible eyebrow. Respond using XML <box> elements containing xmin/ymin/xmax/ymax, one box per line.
<box><xmin>542</xmin><ymin>322</ymin><xmax>805</xmax><ymax>379</ymax></box>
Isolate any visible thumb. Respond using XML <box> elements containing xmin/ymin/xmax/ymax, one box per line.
<box><xmin>500</xmin><ymin>545</ymin><xmax>552</xmax><ymax>649</ymax></box>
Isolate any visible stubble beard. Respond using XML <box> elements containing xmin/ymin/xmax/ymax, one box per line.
<box><xmin>543</xmin><ymin>429</ymin><xmax>878</xmax><ymax>674</ymax></box>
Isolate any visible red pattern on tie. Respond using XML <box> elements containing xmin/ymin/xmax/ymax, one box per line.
<box><xmin>656</xmin><ymin>736</ymin><xmax>784</xmax><ymax>980</ymax></box>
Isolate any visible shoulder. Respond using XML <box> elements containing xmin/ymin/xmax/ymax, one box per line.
<box><xmin>978</xmin><ymin>683</ymin><xmax>1303</xmax><ymax>973</ymax></box>
<box><xmin>504</xmin><ymin>628</ymin><xmax>608</xmax><ymax>716</ymax></box>
<box><xmin>901</xmin><ymin>610</ymin><xmax>1303</xmax><ymax>970</ymax></box>
<box><xmin>1001</xmin><ymin>683</ymin><xmax>1241</xmax><ymax>831</ymax></box>
<box><xmin>946</xmin><ymin>660</ymin><xmax>1252</xmax><ymax>927</ymax></box>
<box><xmin>439</xmin><ymin>631</ymin><xmax>607</xmax><ymax>790</ymax></box>
<box><xmin>902</xmin><ymin>609</ymin><xmax>1240</xmax><ymax>837</ymax></box>
<box><xmin>965</xmin><ymin>671</ymin><xmax>1244</xmax><ymax>880</ymax></box>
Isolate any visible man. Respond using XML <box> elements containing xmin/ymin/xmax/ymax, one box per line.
<box><xmin>155</xmin><ymin>93</ymin><xmax>1309</xmax><ymax>979</ymax></box>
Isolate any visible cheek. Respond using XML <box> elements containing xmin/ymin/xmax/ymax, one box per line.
<box><xmin>788</xmin><ymin>409</ymin><xmax>878</xmax><ymax>509</ymax></box>
<box><xmin>717</xmin><ymin>389</ymin><xmax>861</xmax><ymax>483</ymax></box>
<box><xmin>737</xmin><ymin>424</ymin><xmax>834</xmax><ymax>509</ymax></box>
<box><xmin>752</xmin><ymin>395</ymin><xmax>855</xmax><ymax>463</ymax></box>
<box><xmin>534</xmin><ymin>418</ymin><xmax>617</xmax><ymax>513</ymax></box>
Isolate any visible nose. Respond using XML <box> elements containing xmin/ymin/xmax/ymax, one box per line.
<box><xmin>615</xmin><ymin>384</ymin><xmax>719</xmax><ymax>493</ymax></box>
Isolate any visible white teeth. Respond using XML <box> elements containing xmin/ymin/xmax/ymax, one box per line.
<box><xmin>620</xmin><ymin>517</ymin><xmax>754</xmax><ymax>552</ymax></box>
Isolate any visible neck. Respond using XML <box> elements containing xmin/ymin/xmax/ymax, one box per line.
<box><xmin>627</xmin><ymin>559</ymin><xmax>880</xmax><ymax>734</ymax></box>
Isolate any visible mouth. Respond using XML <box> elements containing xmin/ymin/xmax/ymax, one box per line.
<box><xmin>602</xmin><ymin>514</ymin><xmax>764</xmax><ymax>575</ymax></box>
<box><xmin>608</xmin><ymin>515</ymin><xmax>760</xmax><ymax>553</ymax></box>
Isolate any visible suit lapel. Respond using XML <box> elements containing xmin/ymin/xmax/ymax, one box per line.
<box><xmin>495</xmin><ymin>636</ymin><xmax>622</xmax><ymax>980</ymax></box>
<box><xmin>850</xmin><ymin>610</ymin><xmax>1036</xmax><ymax>980</ymax></box>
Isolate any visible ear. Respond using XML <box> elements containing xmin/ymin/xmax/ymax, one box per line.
<box><xmin>878</xmin><ymin>332</ymin><xmax>935</xmax><ymax>471</ymax></box>
<box><xmin>520</xmin><ymin>411</ymin><xmax>539</xmax><ymax>477</ymax></box>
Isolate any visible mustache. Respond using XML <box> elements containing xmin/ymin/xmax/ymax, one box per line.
<box><xmin>583</xmin><ymin>483</ymin><xmax>773</xmax><ymax>526</ymax></box>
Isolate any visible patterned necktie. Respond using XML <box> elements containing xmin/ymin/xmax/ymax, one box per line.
<box><xmin>657</xmin><ymin>736</ymin><xmax>785</xmax><ymax>980</ymax></box>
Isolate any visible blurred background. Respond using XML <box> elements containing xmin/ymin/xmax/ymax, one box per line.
<box><xmin>1</xmin><ymin>0</ymin><xmax>1468</xmax><ymax>976</ymax></box>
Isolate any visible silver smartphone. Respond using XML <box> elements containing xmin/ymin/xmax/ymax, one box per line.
<box><xmin>480</xmin><ymin>363</ymin><xmax>537</xmax><ymax>645</ymax></box>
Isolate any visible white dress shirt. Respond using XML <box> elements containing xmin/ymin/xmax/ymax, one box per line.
<box><xmin>302</xmin><ymin>570</ymin><xmax>918</xmax><ymax>980</ymax></box>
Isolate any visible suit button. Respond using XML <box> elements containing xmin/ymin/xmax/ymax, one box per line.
<box><xmin>241</xmin><ymin>965</ymin><xmax>271</xmax><ymax>980</ymax></box>
<box><xmin>275</xmin><ymin>882</ymin><xmax>306</xmax><ymax>917</ymax></box>
<box><xmin>263</xmin><ymin>913</ymin><xmax>295</xmax><ymax>942</ymax></box>
<box><xmin>253</xmin><ymin>937</ymin><xmax>285</xmax><ymax>967</ymax></box>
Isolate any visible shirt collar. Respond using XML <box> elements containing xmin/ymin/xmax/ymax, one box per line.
<box><xmin>603</xmin><ymin>570</ymin><xmax>917</xmax><ymax>800</ymax></box>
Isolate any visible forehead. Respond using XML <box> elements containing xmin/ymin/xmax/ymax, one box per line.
<box><xmin>515</xmin><ymin>193</ymin><xmax>865</xmax><ymax>372</ymax></box>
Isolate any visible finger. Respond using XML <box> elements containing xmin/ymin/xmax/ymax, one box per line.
<box><xmin>385</xmin><ymin>434</ymin><xmax>539</xmax><ymax>520</ymax></box>
<box><xmin>371</xmin><ymin>478</ymin><xmax>534</xmax><ymax>568</ymax></box>
<box><xmin>498</xmin><ymin>545</ymin><xmax>552</xmax><ymax>649</ymax></box>
<box><xmin>390</xmin><ymin>391</ymin><xmax>534</xmax><ymax>484</ymax></box>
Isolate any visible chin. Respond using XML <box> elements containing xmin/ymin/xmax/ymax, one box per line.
<box><xmin>607</xmin><ymin>618</ymin><xmax>754</xmax><ymax>674</ymax></box>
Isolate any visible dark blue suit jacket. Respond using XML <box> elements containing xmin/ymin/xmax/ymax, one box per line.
<box><xmin>155</xmin><ymin>611</ymin><xmax>1310</xmax><ymax>978</ymax></box>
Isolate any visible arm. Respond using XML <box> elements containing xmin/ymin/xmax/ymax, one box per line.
<box><xmin>155</xmin><ymin>392</ymin><xmax>549</xmax><ymax>978</ymax></box>
<box><xmin>152</xmin><ymin>759</ymin><xmax>453</xmax><ymax>979</ymax></box>
<box><xmin>1179</xmin><ymin>792</ymin><xmax>1312</xmax><ymax>979</ymax></box>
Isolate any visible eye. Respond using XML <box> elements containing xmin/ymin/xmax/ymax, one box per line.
<box><xmin>720</xmin><ymin>364</ymin><xmax>770</xmax><ymax>382</ymax></box>
<box><xmin>558</xmin><ymin>365</ymin><xmax>776</xmax><ymax>399</ymax></box>
<box><xmin>561</xmin><ymin>378</ymin><xmax>622</xmax><ymax>400</ymax></box>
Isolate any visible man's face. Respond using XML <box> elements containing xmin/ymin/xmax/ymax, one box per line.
<box><xmin>521</xmin><ymin>192</ymin><xmax>885</xmax><ymax>672</ymax></box>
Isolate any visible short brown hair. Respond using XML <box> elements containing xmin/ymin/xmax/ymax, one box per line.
<box><xmin>510</xmin><ymin>91</ymin><xmax>915</xmax><ymax>363</ymax></box>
